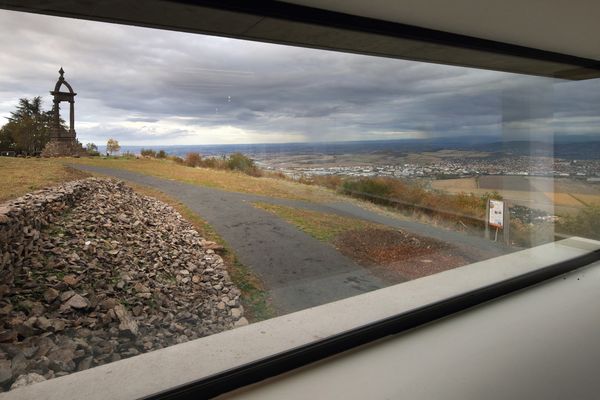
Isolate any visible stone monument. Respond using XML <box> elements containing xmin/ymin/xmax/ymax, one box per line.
<box><xmin>41</xmin><ymin>68</ymin><xmax>86</xmax><ymax>157</ymax></box>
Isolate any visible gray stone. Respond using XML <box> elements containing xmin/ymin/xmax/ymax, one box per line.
<box><xmin>0</xmin><ymin>360</ymin><xmax>12</xmax><ymax>385</ymax></box>
<box><xmin>49</xmin><ymin>319</ymin><xmax>66</xmax><ymax>332</ymax></box>
<box><xmin>35</xmin><ymin>317</ymin><xmax>51</xmax><ymax>331</ymax></box>
<box><xmin>99</xmin><ymin>298</ymin><xmax>118</xmax><ymax>310</ymax></box>
<box><xmin>63</xmin><ymin>294</ymin><xmax>90</xmax><ymax>310</ymax></box>
<box><xmin>11</xmin><ymin>353</ymin><xmax>27</xmax><ymax>376</ymax></box>
<box><xmin>47</xmin><ymin>347</ymin><xmax>76</xmax><ymax>372</ymax></box>
<box><xmin>114</xmin><ymin>305</ymin><xmax>139</xmax><ymax>337</ymax></box>
<box><xmin>10</xmin><ymin>372</ymin><xmax>46</xmax><ymax>390</ymax></box>
<box><xmin>59</xmin><ymin>290</ymin><xmax>75</xmax><ymax>302</ymax></box>
<box><xmin>234</xmin><ymin>317</ymin><xmax>249</xmax><ymax>328</ymax></box>
<box><xmin>133</xmin><ymin>282</ymin><xmax>150</xmax><ymax>293</ymax></box>
<box><xmin>76</xmin><ymin>356</ymin><xmax>93</xmax><ymax>372</ymax></box>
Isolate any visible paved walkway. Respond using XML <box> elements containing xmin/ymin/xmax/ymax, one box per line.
<box><xmin>72</xmin><ymin>164</ymin><xmax>512</xmax><ymax>314</ymax></box>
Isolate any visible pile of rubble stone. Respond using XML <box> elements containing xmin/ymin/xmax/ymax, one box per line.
<box><xmin>0</xmin><ymin>178</ymin><xmax>246</xmax><ymax>391</ymax></box>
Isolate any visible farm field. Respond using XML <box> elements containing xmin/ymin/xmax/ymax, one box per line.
<box><xmin>431</xmin><ymin>175</ymin><xmax>600</xmax><ymax>214</ymax></box>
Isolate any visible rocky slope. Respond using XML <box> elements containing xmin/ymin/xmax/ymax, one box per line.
<box><xmin>0</xmin><ymin>178</ymin><xmax>246</xmax><ymax>391</ymax></box>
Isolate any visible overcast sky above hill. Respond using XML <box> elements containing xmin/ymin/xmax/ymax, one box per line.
<box><xmin>0</xmin><ymin>9</ymin><xmax>598</xmax><ymax>146</ymax></box>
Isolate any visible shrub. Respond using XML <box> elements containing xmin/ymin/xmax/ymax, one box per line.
<box><xmin>336</xmin><ymin>176</ymin><xmax>490</xmax><ymax>227</ymax></box>
<box><xmin>510</xmin><ymin>219</ymin><xmax>555</xmax><ymax>247</ymax></box>
<box><xmin>85</xmin><ymin>143</ymin><xmax>100</xmax><ymax>156</ymax></box>
<box><xmin>226</xmin><ymin>152</ymin><xmax>261</xmax><ymax>177</ymax></box>
<box><xmin>201</xmin><ymin>157</ymin><xmax>221</xmax><ymax>169</ymax></box>
<box><xmin>558</xmin><ymin>204</ymin><xmax>600</xmax><ymax>240</ymax></box>
<box><xmin>308</xmin><ymin>175</ymin><xmax>343</xmax><ymax>190</ymax></box>
<box><xmin>121</xmin><ymin>151</ymin><xmax>136</xmax><ymax>159</ymax></box>
<box><xmin>140</xmin><ymin>148</ymin><xmax>157</xmax><ymax>158</ymax></box>
<box><xmin>171</xmin><ymin>156</ymin><xmax>184</xmax><ymax>164</ymax></box>
<box><xmin>184</xmin><ymin>152</ymin><xmax>202</xmax><ymax>167</ymax></box>
<box><xmin>263</xmin><ymin>170</ymin><xmax>288</xmax><ymax>180</ymax></box>
<box><xmin>157</xmin><ymin>150</ymin><xmax>167</xmax><ymax>159</ymax></box>
<box><xmin>342</xmin><ymin>178</ymin><xmax>393</xmax><ymax>199</ymax></box>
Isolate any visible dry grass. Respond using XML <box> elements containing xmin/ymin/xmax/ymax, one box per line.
<box><xmin>544</xmin><ymin>192</ymin><xmax>585</xmax><ymax>207</ymax></box>
<box><xmin>69</xmin><ymin>157</ymin><xmax>340</xmax><ymax>203</ymax></box>
<box><xmin>0</xmin><ymin>157</ymin><xmax>89</xmax><ymax>202</ymax></box>
<box><xmin>570</xmin><ymin>193</ymin><xmax>600</xmax><ymax>206</ymax></box>
<box><xmin>431</xmin><ymin>177</ymin><xmax>477</xmax><ymax>191</ymax></box>
<box><xmin>253</xmin><ymin>202</ymin><xmax>386</xmax><ymax>242</ymax></box>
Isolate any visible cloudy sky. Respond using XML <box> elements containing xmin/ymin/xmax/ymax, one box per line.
<box><xmin>0</xmin><ymin>9</ymin><xmax>598</xmax><ymax>146</ymax></box>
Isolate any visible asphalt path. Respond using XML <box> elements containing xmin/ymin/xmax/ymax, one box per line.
<box><xmin>72</xmin><ymin>164</ymin><xmax>512</xmax><ymax>314</ymax></box>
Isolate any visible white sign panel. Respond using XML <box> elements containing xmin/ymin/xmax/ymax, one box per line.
<box><xmin>489</xmin><ymin>200</ymin><xmax>504</xmax><ymax>228</ymax></box>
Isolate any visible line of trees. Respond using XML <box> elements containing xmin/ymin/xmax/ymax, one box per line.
<box><xmin>0</xmin><ymin>97</ymin><xmax>66</xmax><ymax>155</ymax></box>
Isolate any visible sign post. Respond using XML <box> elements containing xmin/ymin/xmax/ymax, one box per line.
<box><xmin>486</xmin><ymin>199</ymin><xmax>509</xmax><ymax>244</ymax></box>
<box><xmin>485</xmin><ymin>201</ymin><xmax>490</xmax><ymax>240</ymax></box>
<box><xmin>503</xmin><ymin>200</ymin><xmax>510</xmax><ymax>245</ymax></box>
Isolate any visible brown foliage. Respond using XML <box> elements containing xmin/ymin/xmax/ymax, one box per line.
<box><xmin>184</xmin><ymin>152</ymin><xmax>202</xmax><ymax>167</ymax></box>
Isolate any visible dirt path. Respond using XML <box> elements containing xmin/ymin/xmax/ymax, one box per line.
<box><xmin>71</xmin><ymin>164</ymin><xmax>512</xmax><ymax>313</ymax></box>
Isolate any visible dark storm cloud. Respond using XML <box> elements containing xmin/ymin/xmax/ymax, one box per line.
<box><xmin>0</xmin><ymin>9</ymin><xmax>598</xmax><ymax>145</ymax></box>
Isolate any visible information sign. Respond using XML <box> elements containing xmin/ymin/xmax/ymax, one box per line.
<box><xmin>489</xmin><ymin>199</ymin><xmax>504</xmax><ymax>228</ymax></box>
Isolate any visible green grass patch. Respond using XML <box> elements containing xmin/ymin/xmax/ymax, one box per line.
<box><xmin>253</xmin><ymin>202</ymin><xmax>383</xmax><ymax>242</ymax></box>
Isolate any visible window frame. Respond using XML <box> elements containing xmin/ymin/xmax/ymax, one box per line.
<box><xmin>2</xmin><ymin>3</ymin><xmax>600</xmax><ymax>399</ymax></box>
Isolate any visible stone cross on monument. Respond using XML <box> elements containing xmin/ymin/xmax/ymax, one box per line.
<box><xmin>42</xmin><ymin>68</ymin><xmax>85</xmax><ymax>157</ymax></box>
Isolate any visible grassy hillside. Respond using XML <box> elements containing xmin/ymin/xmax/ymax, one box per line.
<box><xmin>69</xmin><ymin>157</ymin><xmax>341</xmax><ymax>203</ymax></box>
<box><xmin>0</xmin><ymin>157</ymin><xmax>89</xmax><ymax>202</ymax></box>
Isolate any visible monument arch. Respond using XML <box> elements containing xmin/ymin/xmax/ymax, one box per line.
<box><xmin>41</xmin><ymin>68</ymin><xmax>85</xmax><ymax>156</ymax></box>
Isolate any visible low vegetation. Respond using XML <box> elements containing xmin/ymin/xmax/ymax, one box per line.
<box><xmin>558</xmin><ymin>204</ymin><xmax>600</xmax><ymax>241</ymax></box>
<box><xmin>139</xmin><ymin>149</ymin><xmax>263</xmax><ymax>178</ymax></box>
<box><xmin>296</xmin><ymin>175</ymin><xmax>501</xmax><ymax>230</ymax></box>
<box><xmin>179</xmin><ymin>151</ymin><xmax>261</xmax><ymax>177</ymax></box>
<box><xmin>341</xmin><ymin>177</ymin><xmax>503</xmax><ymax>222</ymax></box>
<box><xmin>0</xmin><ymin>157</ymin><xmax>89</xmax><ymax>201</ymax></box>
<box><xmin>69</xmin><ymin>157</ymin><xmax>340</xmax><ymax>202</ymax></box>
<box><xmin>85</xmin><ymin>142</ymin><xmax>100</xmax><ymax>156</ymax></box>
<box><xmin>253</xmin><ymin>202</ymin><xmax>382</xmax><ymax>242</ymax></box>
<box><xmin>140</xmin><ymin>148</ymin><xmax>167</xmax><ymax>159</ymax></box>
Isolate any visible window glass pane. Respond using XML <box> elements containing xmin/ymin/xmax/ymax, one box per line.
<box><xmin>0</xmin><ymin>9</ymin><xmax>598</xmax><ymax>392</ymax></box>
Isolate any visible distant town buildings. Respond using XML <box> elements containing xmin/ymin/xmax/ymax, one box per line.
<box><xmin>257</xmin><ymin>156</ymin><xmax>600</xmax><ymax>181</ymax></box>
